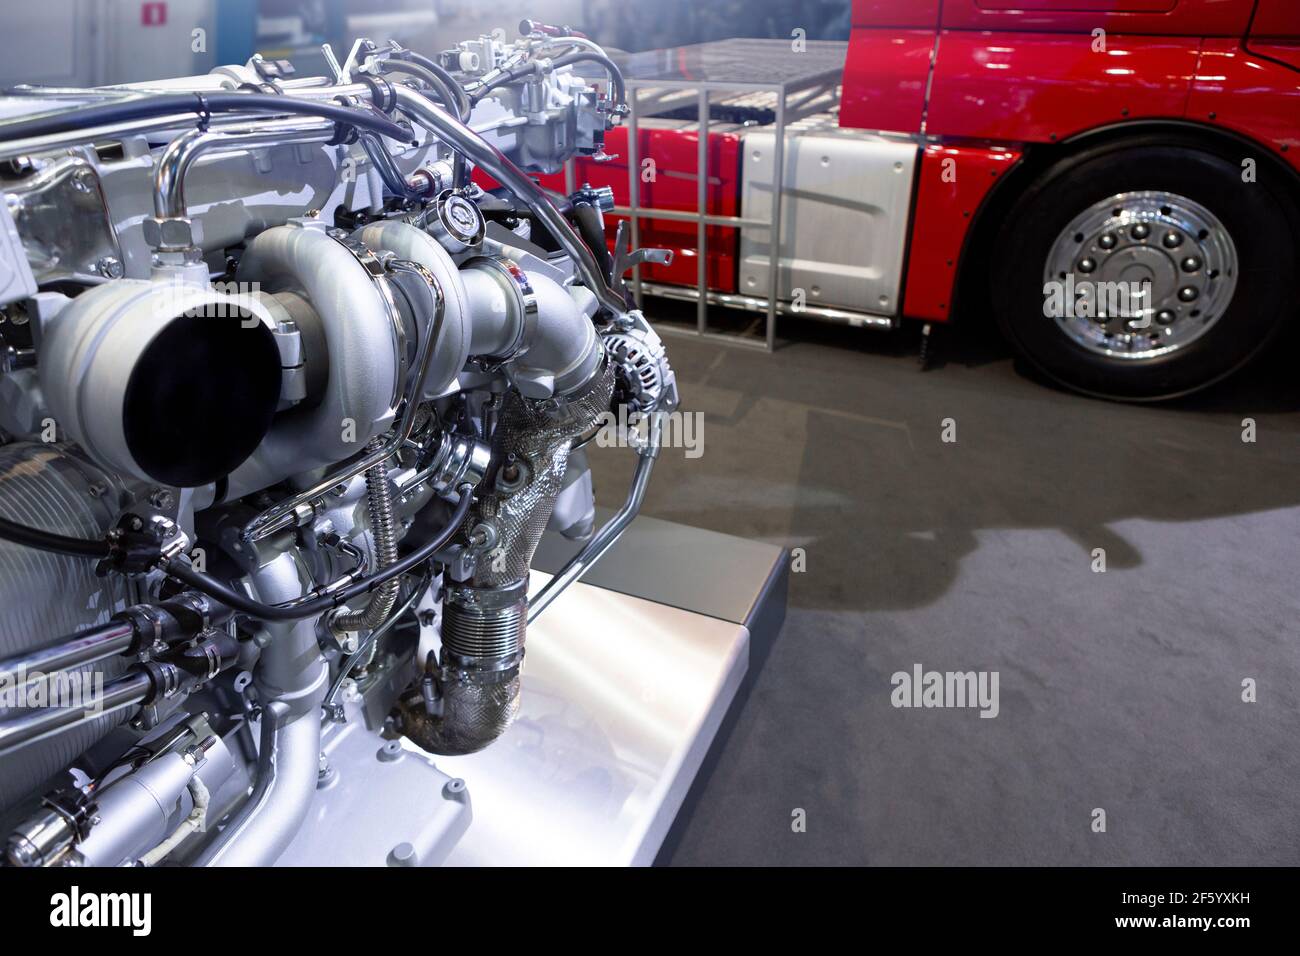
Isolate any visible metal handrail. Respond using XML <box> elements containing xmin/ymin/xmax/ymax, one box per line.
<box><xmin>623</xmin><ymin>77</ymin><xmax>787</xmax><ymax>351</ymax></box>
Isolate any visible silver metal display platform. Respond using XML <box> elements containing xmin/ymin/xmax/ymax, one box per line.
<box><xmin>435</xmin><ymin>516</ymin><xmax>787</xmax><ymax>866</ymax></box>
<box><xmin>430</xmin><ymin>571</ymin><xmax>744</xmax><ymax>865</ymax></box>
<box><xmin>275</xmin><ymin>517</ymin><xmax>785</xmax><ymax>867</ymax></box>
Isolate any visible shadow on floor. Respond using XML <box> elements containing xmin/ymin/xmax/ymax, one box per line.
<box><xmin>597</xmin><ymin>302</ymin><xmax>1300</xmax><ymax>615</ymax></box>
<box><xmin>626</xmin><ymin>301</ymin><xmax>1300</xmax><ymax>867</ymax></box>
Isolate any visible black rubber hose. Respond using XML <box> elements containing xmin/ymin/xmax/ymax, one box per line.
<box><xmin>0</xmin><ymin>92</ymin><xmax>416</xmax><ymax>145</ymax></box>
<box><xmin>382</xmin><ymin>60</ymin><xmax>470</xmax><ymax>123</ymax></box>
<box><xmin>163</xmin><ymin>486</ymin><xmax>474</xmax><ymax>623</ymax></box>
<box><xmin>0</xmin><ymin>515</ymin><xmax>110</xmax><ymax>558</ymax></box>
<box><xmin>398</xmin><ymin>52</ymin><xmax>473</xmax><ymax>122</ymax></box>
<box><xmin>548</xmin><ymin>51</ymin><xmax>626</xmax><ymax>106</ymax></box>
<box><xmin>359</xmin><ymin>130</ymin><xmax>420</xmax><ymax>199</ymax></box>
<box><xmin>572</xmin><ymin>201</ymin><xmax>615</xmax><ymax>283</ymax></box>
<box><xmin>469</xmin><ymin>61</ymin><xmax>538</xmax><ymax>105</ymax></box>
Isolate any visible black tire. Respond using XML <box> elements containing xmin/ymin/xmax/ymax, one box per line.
<box><xmin>990</xmin><ymin>133</ymin><xmax>1299</xmax><ymax>400</ymax></box>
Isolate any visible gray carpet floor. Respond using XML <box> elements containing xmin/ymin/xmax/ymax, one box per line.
<box><xmin>589</xmin><ymin>307</ymin><xmax>1300</xmax><ymax>865</ymax></box>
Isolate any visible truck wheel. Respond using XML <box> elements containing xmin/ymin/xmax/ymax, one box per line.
<box><xmin>990</xmin><ymin>135</ymin><xmax>1298</xmax><ymax>400</ymax></box>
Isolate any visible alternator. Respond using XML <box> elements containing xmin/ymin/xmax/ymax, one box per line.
<box><xmin>603</xmin><ymin>325</ymin><xmax>675</xmax><ymax>413</ymax></box>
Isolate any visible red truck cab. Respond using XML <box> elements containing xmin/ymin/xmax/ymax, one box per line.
<box><xmin>842</xmin><ymin>0</ymin><xmax>1300</xmax><ymax>398</ymax></box>
<box><xmin>507</xmin><ymin>0</ymin><xmax>1300</xmax><ymax>399</ymax></box>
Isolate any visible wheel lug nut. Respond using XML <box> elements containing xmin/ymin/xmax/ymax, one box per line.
<box><xmin>1131</xmin><ymin>223</ymin><xmax>1150</xmax><ymax>240</ymax></box>
<box><xmin>1177</xmin><ymin>286</ymin><xmax>1199</xmax><ymax>302</ymax></box>
<box><xmin>1161</xmin><ymin>231</ymin><xmax>1183</xmax><ymax>248</ymax></box>
<box><xmin>1181</xmin><ymin>256</ymin><xmax>1202</xmax><ymax>272</ymax></box>
<box><xmin>1077</xmin><ymin>257</ymin><xmax>1097</xmax><ymax>274</ymax></box>
<box><xmin>1156</xmin><ymin>309</ymin><xmax>1176</xmax><ymax>324</ymax></box>
<box><xmin>1098</xmin><ymin>233</ymin><xmax>1117</xmax><ymax>250</ymax></box>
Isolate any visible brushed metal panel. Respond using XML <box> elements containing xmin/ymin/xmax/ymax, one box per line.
<box><xmin>433</xmin><ymin>572</ymin><xmax>749</xmax><ymax>866</ymax></box>
<box><xmin>739</xmin><ymin>127</ymin><xmax>917</xmax><ymax>315</ymax></box>
<box><xmin>532</xmin><ymin>510</ymin><xmax>786</xmax><ymax>626</ymax></box>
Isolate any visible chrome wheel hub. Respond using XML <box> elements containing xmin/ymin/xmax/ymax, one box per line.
<box><xmin>1043</xmin><ymin>191</ymin><xmax>1238</xmax><ymax>359</ymax></box>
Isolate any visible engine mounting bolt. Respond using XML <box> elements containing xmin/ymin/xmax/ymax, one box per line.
<box><xmin>317</xmin><ymin>752</ymin><xmax>338</xmax><ymax>786</ymax></box>
<box><xmin>1161</xmin><ymin>231</ymin><xmax>1183</xmax><ymax>249</ymax></box>
<box><xmin>1131</xmin><ymin>223</ymin><xmax>1150</xmax><ymax>240</ymax></box>
<box><xmin>388</xmin><ymin>842</ymin><xmax>418</xmax><ymax>866</ymax></box>
<box><xmin>1077</xmin><ymin>258</ymin><xmax>1097</xmax><ymax>274</ymax></box>
<box><xmin>1178</xmin><ymin>286</ymin><xmax>1199</xmax><ymax>302</ymax></box>
<box><xmin>96</xmin><ymin>256</ymin><xmax>124</xmax><ymax>279</ymax></box>
<box><xmin>1097</xmin><ymin>233</ymin><xmax>1117</xmax><ymax>250</ymax></box>
<box><xmin>1181</xmin><ymin>256</ymin><xmax>1202</xmax><ymax>273</ymax></box>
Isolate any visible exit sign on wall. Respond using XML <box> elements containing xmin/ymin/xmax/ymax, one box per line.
<box><xmin>141</xmin><ymin>2</ymin><xmax>168</xmax><ymax>26</ymax></box>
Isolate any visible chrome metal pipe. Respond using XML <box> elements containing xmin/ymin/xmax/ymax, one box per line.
<box><xmin>0</xmin><ymin>619</ymin><xmax>135</xmax><ymax>690</ymax></box>
<box><xmin>5</xmin><ymin>85</ymin><xmax>145</xmax><ymax>100</ymax></box>
<box><xmin>275</xmin><ymin>82</ymin><xmax>373</xmax><ymax>102</ymax></box>
<box><xmin>527</xmin><ymin>413</ymin><xmax>663</xmax><ymax>623</ymax></box>
<box><xmin>389</xmin><ymin>85</ymin><xmax>629</xmax><ymax>316</ymax></box>
<box><xmin>0</xmin><ymin>110</ymin><xmax>318</xmax><ymax>162</ymax></box>
<box><xmin>194</xmin><ymin>551</ymin><xmax>327</xmax><ymax>866</ymax></box>
<box><xmin>153</xmin><ymin>119</ymin><xmax>334</xmax><ymax>220</ymax></box>
<box><xmin>0</xmin><ymin>670</ymin><xmax>152</xmax><ymax>758</ymax></box>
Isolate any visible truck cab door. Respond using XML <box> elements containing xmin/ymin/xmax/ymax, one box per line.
<box><xmin>839</xmin><ymin>1</ymin><xmax>942</xmax><ymax>133</ymax></box>
<box><xmin>1246</xmin><ymin>0</ymin><xmax>1300</xmax><ymax>72</ymax></box>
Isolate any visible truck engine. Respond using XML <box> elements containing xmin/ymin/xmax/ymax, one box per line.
<box><xmin>0</xmin><ymin>21</ymin><xmax>676</xmax><ymax>867</ymax></box>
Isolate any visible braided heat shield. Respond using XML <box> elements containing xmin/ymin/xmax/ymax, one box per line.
<box><xmin>402</xmin><ymin>361</ymin><xmax>613</xmax><ymax>756</ymax></box>
<box><xmin>467</xmin><ymin>359</ymin><xmax>615</xmax><ymax>589</ymax></box>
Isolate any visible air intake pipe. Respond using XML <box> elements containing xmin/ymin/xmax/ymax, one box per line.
<box><xmin>36</xmin><ymin>279</ymin><xmax>284</xmax><ymax>488</ymax></box>
<box><xmin>351</xmin><ymin>220</ymin><xmax>603</xmax><ymax>400</ymax></box>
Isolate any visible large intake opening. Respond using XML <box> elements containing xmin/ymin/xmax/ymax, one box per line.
<box><xmin>122</xmin><ymin>310</ymin><xmax>283</xmax><ymax>488</ymax></box>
